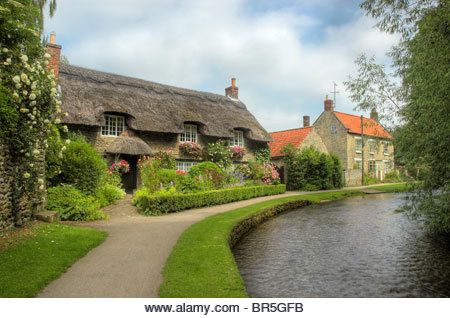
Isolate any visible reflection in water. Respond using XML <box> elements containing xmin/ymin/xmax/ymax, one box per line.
<box><xmin>233</xmin><ymin>194</ymin><xmax>450</xmax><ymax>297</ymax></box>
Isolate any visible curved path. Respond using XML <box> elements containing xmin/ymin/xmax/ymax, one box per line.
<box><xmin>38</xmin><ymin>192</ymin><xmax>299</xmax><ymax>297</ymax></box>
<box><xmin>39</xmin><ymin>184</ymin><xmax>400</xmax><ymax>298</ymax></box>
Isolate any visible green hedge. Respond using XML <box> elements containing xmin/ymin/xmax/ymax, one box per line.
<box><xmin>132</xmin><ymin>184</ymin><xmax>286</xmax><ymax>216</ymax></box>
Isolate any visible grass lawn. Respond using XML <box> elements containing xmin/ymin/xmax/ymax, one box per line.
<box><xmin>0</xmin><ymin>223</ymin><xmax>107</xmax><ymax>297</ymax></box>
<box><xmin>159</xmin><ymin>184</ymin><xmax>409</xmax><ymax>298</ymax></box>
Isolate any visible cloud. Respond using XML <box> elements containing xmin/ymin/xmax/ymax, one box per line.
<box><xmin>45</xmin><ymin>0</ymin><xmax>398</xmax><ymax>131</ymax></box>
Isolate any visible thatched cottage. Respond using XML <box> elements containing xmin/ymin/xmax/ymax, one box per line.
<box><xmin>45</xmin><ymin>36</ymin><xmax>270</xmax><ymax>192</ymax></box>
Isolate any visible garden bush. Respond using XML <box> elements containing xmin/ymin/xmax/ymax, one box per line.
<box><xmin>203</xmin><ymin>141</ymin><xmax>233</xmax><ymax>169</ymax></box>
<box><xmin>133</xmin><ymin>184</ymin><xmax>286</xmax><ymax>215</ymax></box>
<box><xmin>188</xmin><ymin>161</ymin><xmax>226</xmax><ymax>189</ymax></box>
<box><xmin>95</xmin><ymin>184</ymin><xmax>125</xmax><ymax>207</ymax></box>
<box><xmin>283</xmin><ymin>146</ymin><xmax>343</xmax><ymax>191</ymax></box>
<box><xmin>47</xmin><ymin>185</ymin><xmax>107</xmax><ymax>221</ymax></box>
<box><xmin>55</xmin><ymin>135</ymin><xmax>107</xmax><ymax>194</ymax></box>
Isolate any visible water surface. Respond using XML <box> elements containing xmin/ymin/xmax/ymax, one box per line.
<box><xmin>233</xmin><ymin>194</ymin><xmax>450</xmax><ymax>297</ymax></box>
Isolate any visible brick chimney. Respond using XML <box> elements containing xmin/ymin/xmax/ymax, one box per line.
<box><xmin>303</xmin><ymin>115</ymin><xmax>310</xmax><ymax>127</ymax></box>
<box><xmin>45</xmin><ymin>32</ymin><xmax>62</xmax><ymax>78</ymax></box>
<box><xmin>225</xmin><ymin>78</ymin><xmax>239</xmax><ymax>99</ymax></box>
<box><xmin>324</xmin><ymin>95</ymin><xmax>334</xmax><ymax>112</ymax></box>
<box><xmin>370</xmin><ymin>108</ymin><xmax>379</xmax><ymax>122</ymax></box>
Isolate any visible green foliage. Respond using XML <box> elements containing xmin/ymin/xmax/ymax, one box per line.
<box><xmin>45</xmin><ymin>126</ymin><xmax>65</xmax><ymax>184</ymax></box>
<box><xmin>254</xmin><ymin>148</ymin><xmax>271</xmax><ymax>164</ymax></box>
<box><xmin>139</xmin><ymin>157</ymin><xmax>163</xmax><ymax>192</ymax></box>
<box><xmin>0</xmin><ymin>84</ymin><xmax>18</xmax><ymax>138</ymax></box>
<box><xmin>203</xmin><ymin>140</ymin><xmax>233</xmax><ymax>169</ymax></box>
<box><xmin>132</xmin><ymin>184</ymin><xmax>286</xmax><ymax>216</ymax></box>
<box><xmin>46</xmin><ymin>185</ymin><xmax>107</xmax><ymax>221</ymax></box>
<box><xmin>0</xmin><ymin>223</ymin><xmax>106</xmax><ymax>297</ymax></box>
<box><xmin>153</xmin><ymin>150</ymin><xmax>176</xmax><ymax>169</ymax></box>
<box><xmin>188</xmin><ymin>161</ymin><xmax>226</xmax><ymax>189</ymax></box>
<box><xmin>95</xmin><ymin>184</ymin><xmax>125</xmax><ymax>207</ymax></box>
<box><xmin>56</xmin><ymin>138</ymin><xmax>107</xmax><ymax>194</ymax></box>
<box><xmin>284</xmin><ymin>147</ymin><xmax>344</xmax><ymax>191</ymax></box>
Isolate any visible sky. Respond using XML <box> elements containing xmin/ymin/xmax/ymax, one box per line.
<box><xmin>44</xmin><ymin>0</ymin><xmax>398</xmax><ymax>132</ymax></box>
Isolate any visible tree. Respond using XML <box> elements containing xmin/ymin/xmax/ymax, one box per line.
<box><xmin>349</xmin><ymin>0</ymin><xmax>450</xmax><ymax>234</ymax></box>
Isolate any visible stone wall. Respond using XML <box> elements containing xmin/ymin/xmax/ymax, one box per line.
<box><xmin>70</xmin><ymin>124</ymin><xmax>264</xmax><ymax>163</ymax></box>
<box><xmin>0</xmin><ymin>139</ymin><xmax>13</xmax><ymax>230</ymax></box>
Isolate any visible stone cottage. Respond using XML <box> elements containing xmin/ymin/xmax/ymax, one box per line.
<box><xmin>269</xmin><ymin>116</ymin><xmax>328</xmax><ymax>183</ymax></box>
<box><xmin>46</xmin><ymin>36</ymin><xmax>271</xmax><ymax>192</ymax></box>
<box><xmin>269</xmin><ymin>97</ymin><xmax>394</xmax><ymax>186</ymax></box>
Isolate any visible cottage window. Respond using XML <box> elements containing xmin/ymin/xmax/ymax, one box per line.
<box><xmin>383</xmin><ymin>141</ymin><xmax>389</xmax><ymax>155</ymax></box>
<box><xmin>231</xmin><ymin>130</ymin><xmax>244</xmax><ymax>147</ymax></box>
<box><xmin>355</xmin><ymin>137</ymin><xmax>362</xmax><ymax>153</ymax></box>
<box><xmin>180</xmin><ymin>124</ymin><xmax>198</xmax><ymax>143</ymax></box>
<box><xmin>101</xmin><ymin>115</ymin><xmax>125</xmax><ymax>137</ymax></box>
<box><xmin>354</xmin><ymin>158</ymin><xmax>362</xmax><ymax>170</ymax></box>
<box><xmin>368</xmin><ymin>160</ymin><xmax>376</xmax><ymax>173</ymax></box>
<box><xmin>384</xmin><ymin>160</ymin><xmax>392</xmax><ymax>173</ymax></box>
<box><xmin>369</xmin><ymin>139</ymin><xmax>376</xmax><ymax>154</ymax></box>
<box><xmin>176</xmin><ymin>161</ymin><xmax>197</xmax><ymax>171</ymax></box>
<box><xmin>331</xmin><ymin>125</ymin><xmax>337</xmax><ymax>134</ymax></box>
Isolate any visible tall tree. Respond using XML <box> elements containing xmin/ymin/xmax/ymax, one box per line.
<box><xmin>33</xmin><ymin>0</ymin><xmax>56</xmax><ymax>33</ymax></box>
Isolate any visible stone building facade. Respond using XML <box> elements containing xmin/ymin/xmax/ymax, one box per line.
<box><xmin>48</xmin><ymin>39</ymin><xmax>271</xmax><ymax>192</ymax></box>
<box><xmin>270</xmin><ymin>98</ymin><xmax>394</xmax><ymax>186</ymax></box>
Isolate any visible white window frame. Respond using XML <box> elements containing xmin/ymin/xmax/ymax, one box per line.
<box><xmin>231</xmin><ymin>130</ymin><xmax>244</xmax><ymax>147</ymax></box>
<box><xmin>368</xmin><ymin>139</ymin><xmax>376</xmax><ymax>154</ymax></box>
<box><xmin>101</xmin><ymin>114</ymin><xmax>125</xmax><ymax>137</ymax></box>
<box><xmin>180</xmin><ymin>124</ymin><xmax>198</xmax><ymax>143</ymax></box>
<box><xmin>383</xmin><ymin>160</ymin><xmax>392</xmax><ymax>173</ymax></box>
<box><xmin>383</xmin><ymin>141</ymin><xmax>389</xmax><ymax>156</ymax></box>
<box><xmin>368</xmin><ymin>159</ymin><xmax>376</xmax><ymax>173</ymax></box>
<box><xmin>355</xmin><ymin>136</ymin><xmax>362</xmax><ymax>154</ymax></box>
<box><xmin>176</xmin><ymin>161</ymin><xmax>197</xmax><ymax>171</ymax></box>
<box><xmin>354</xmin><ymin>158</ymin><xmax>362</xmax><ymax>170</ymax></box>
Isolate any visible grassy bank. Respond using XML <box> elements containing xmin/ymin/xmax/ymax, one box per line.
<box><xmin>0</xmin><ymin>223</ymin><xmax>107</xmax><ymax>297</ymax></box>
<box><xmin>159</xmin><ymin>183</ymin><xmax>409</xmax><ymax>298</ymax></box>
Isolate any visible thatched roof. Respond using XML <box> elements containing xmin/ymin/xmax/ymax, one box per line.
<box><xmin>58</xmin><ymin>64</ymin><xmax>270</xmax><ymax>142</ymax></box>
<box><xmin>106</xmin><ymin>135</ymin><xmax>152</xmax><ymax>155</ymax></box>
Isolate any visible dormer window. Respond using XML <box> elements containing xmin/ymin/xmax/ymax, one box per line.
<box><xmin>101</xmin><ymin>114</ymin><xmax>125</xmax><ymax>137</ymax></box>
<box><xmin>180</xmin><ymin>124</ymin><xmax>198</xmax><ymax>143</ymax></box>
<box><xmin>231</xmin><ymin>130</ymin><xmax>244</xmax><ymax>147</ymax></box>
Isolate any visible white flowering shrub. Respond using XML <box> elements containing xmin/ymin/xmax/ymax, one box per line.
<box><xmin>0</xmin><ymin>0</ymin><xmax>65</xmax><ymax>205</ymax></box>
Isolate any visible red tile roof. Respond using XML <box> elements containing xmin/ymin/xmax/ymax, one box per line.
<box><xmin>334</xmin><ymin>111</ymin><xmax>392</xmax><ymax>139</ymax></box>
<box><xmin>269</xmin><ymin>127</ymin><xmax>312</xmax><ymax>157</ymax></box>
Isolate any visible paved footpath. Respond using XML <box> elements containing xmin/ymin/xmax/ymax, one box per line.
<box><xmin>39</xmin><ymin>184</ymin><xmax>400</xmax><ymax>298</ymax></box>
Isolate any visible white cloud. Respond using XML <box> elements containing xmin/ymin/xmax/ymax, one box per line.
<box><xmin>45</xmin><ymin>0</ymin><xmax>398</xmax><ymax>131</ymax></box>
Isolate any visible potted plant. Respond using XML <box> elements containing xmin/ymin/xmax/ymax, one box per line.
<box><xmin>230</xmin><ymin>145</ymin><xmax>246</xmax><ymax>161</ymax></box>
<box><xmin>179</xmin><ymin>141</ymin><xmax>202</xmax><ymax>158</ymax></box>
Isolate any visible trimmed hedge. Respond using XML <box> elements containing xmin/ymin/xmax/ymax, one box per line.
<box><xmin>132</xmin><ymin>184</ymin><xmax>286</xmax><ymax>216</ymax></box>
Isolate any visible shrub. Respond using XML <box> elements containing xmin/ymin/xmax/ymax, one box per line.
<box><xmin>262</xmin><ymin>162</ymin><xmax>280</xmax><ymax>185</ymax></box>
<box><xmin>95</xmin><ymin>184</ymin><xmax>125</xmax><ymax>207</ymax></box>
<box><xmin>254</xmin><ymin>148</ymin><xmax>271</xmax><ymax>164</ymax></box>
<box><xmin>203</xmin><ymin>141</ymin><xmax>233</xmax><ymax>169</ymax></box>
<box><xmin>56</xmin><ymin>135</ymin><xmax>107</xmax><ymax>194</ymax></box>
<box><xmin>47</xmin><ymin>186</ymin><xmax>107</xmax><ymax>221</ymax></box>
<box><xmin>153</xmin><ymin>150</ymin><xmax>177</xmax><ymax>169</ymax></box>
<box><xmin>189</xmin><ymin>161</ymin><xmax>226</xmax><ymax>189</ymax></box>
<box><xmin>132</xmin><ymin>184</ymin><xmax>286</xmax><ymax>215</ymax></box>
<box><xmin>284</xmin><ymin>147</ymin><xmax>344</xmax><ymax>191</ymax></box>
<box><xmin>139</xmin><ymin>157</ymin><xmax>161</xmax><ymax>192</ymax></box>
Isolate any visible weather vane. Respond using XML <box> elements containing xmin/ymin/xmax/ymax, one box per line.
<box><xmin>330</xmin><ymin>82</ymin><xmax>340</xmax><ymax>108</ymax></box>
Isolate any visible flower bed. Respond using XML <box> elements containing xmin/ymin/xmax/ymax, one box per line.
<box><xmin>132</xmin><ymin>184</ymin><xmax>286</xmax><ymax>216</ymax></box>
<box><xmin>230</xmin><ymin>145</ymin><xmax>246</xmax><ymax>161</ymax></box>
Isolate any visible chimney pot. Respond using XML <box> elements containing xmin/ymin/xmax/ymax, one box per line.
<box><xmin>324</xmin><ymin>97</ymin><xmax>334</xmax><ymax>112</ymax></box>
<box><xmin>225</xmin><ymin>77</ymin><xmax>239</xmax><ymax>99</ymax></box>
<box><xmin>49</xmin><ymin>32</ymin><xmax>56</xmax><ymax>44</ymax></box>
<box><xmin>303</xmin><ymin>115</ymin><xmax>310</xmax><ymax>127</ymax></box>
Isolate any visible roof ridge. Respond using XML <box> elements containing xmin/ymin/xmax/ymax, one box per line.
<box><xmin>59</xmin><ymin>64</ymin><xmax>246</xmax><ymax>108</ymax></box>
<box><xmin>334</xmin><ymin>111</ymin><xmax>373</xmax><ymax>121</ymax></box>
<box><xmin>269</xmin><ymin>126</ymin><xmax>312</xmax><ymax>134</ymax></box>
